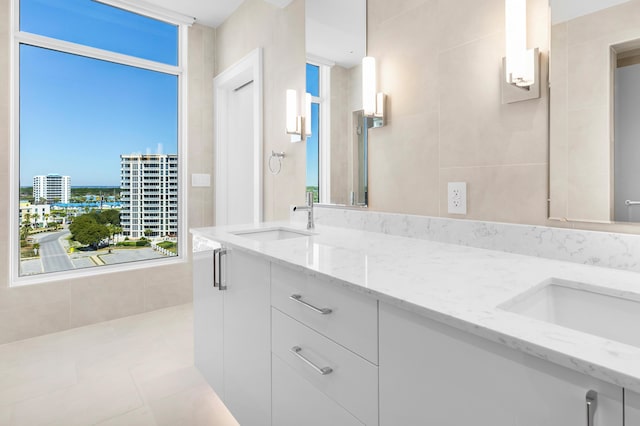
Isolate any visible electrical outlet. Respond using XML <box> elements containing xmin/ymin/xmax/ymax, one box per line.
<box><xmin>448</xmin><ymin>182</ymin><xmax>467</xmax><ymax>215</ymax></box>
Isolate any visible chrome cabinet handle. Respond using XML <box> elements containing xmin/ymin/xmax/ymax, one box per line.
<box><xmin>289</xmin><ymin>294</ymin><xmax>332</xmax><ymax>315</ymax></box>
<box><xmin>290</xmin><ymin>346</ymin><xmax>333</xmax><ymax>375</ymax></box>
<box><xmin>212</xmin><ymin>249</ymin><xmax>219</xmax><ymax>288</ymax></box>
<box><xmin>213</xmin><ymin>248</ymin><xmax>228</xmax><ymax>291</ymax></box>
<box><xmin>586</xmin><ymin>390</ymin><xmax>597</xmax><ymax>426</ymax></box>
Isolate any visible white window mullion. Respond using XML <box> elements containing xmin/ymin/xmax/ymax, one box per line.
<box><xmin>14</xmin><ymin>31</ymin><xmax>182</xmax><ymax>76</ymax></box>
<box><xmin>9</xmin><ymin>0</ymin><xmax>21</xmax><ymax>284</ymax></box>
<box><xmin>177</xmin><ymin>23</ymin><xmax>188</xmax><ymax>255</ymax></box>
<box><xmin>319</xmin><ymin>64</ymin><xmax>331</xmax><ymax>204</ymax></box>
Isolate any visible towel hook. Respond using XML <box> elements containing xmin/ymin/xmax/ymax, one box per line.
<box><xmin>269</xmin><ymin>151</ymin><xmax>285</xmax><ymax>175</ymax></box>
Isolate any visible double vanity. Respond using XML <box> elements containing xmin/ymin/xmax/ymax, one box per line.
<box><xmin>191</xmin><ymin>219</ymin><xmax>640</xmax><ymax>425</ymax></box>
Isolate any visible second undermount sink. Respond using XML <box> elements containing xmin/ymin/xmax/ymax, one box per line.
<box><xmin>499</xmin><ymin>278</ymin><xmax>640</xmax><ymax>348</ymax></box>
<box><xmin>231</xmin><ymin>227</ymin><xmax>313</xmax><ymax>242</ymax></box>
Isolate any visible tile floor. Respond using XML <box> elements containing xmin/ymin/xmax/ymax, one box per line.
<box><xmin>0</xmin><ymin>303</ymin><xmax>239</xmax><ymax>426</ymax></box>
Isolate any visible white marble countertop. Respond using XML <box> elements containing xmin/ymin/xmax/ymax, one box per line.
<box><xmin>191</xmin><ymin>221</ymin><xmax>640</xmax><ymax>393</ymax></box>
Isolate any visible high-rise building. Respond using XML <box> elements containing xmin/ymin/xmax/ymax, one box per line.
<box><xmin>33</xmin><ymin>174</ymin><xmax>71</xmax><ymax>204</ymax></box>
<box><xmin>120</xmin><ymin>154</ymin><xmax>178</xmax><ymax>239</ymax></box>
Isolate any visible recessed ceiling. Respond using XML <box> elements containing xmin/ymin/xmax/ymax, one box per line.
<box><xmin>305</xmin><ymin>0</ymin><xmax>366</xmax><ymax>69</ymax></box>
<box><xmin>142</xmin><ymin>0</ymin><xmax>246</xmax><ymax>28</ymax></box>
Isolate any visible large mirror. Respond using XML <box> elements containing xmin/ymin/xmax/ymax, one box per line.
<box><xmin>549</xmin><ymin>0</ymin><xmax>640</xmax><ymax>224</ymax></box>
<box><xmin>304</xmin><ymin>0</ymin><xmax>368</xmax><ymax>206</ymax></box>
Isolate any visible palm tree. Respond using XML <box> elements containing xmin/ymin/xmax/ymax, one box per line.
<box><xmin>22</xmin><ymin>212</ymin><xmax>31</xmax><ymax>228</ymax></box>
<box><xmin>20</xmin><ymin>225</ymin><xmax>30</xmax><ymax>241</ymax></box>
<box><xmin>107</xmin><ymin>224</ymin><xmax>123</xmax><ymax>246</ymax></box>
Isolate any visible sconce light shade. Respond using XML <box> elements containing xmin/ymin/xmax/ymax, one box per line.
<box><xmin>362</xmin><ymin>57</ymin><xmax>386</xmax><ymax>126</ymax></box>
<box><xmin>305</xmin><ymin>92</ymin><xmax>312</xmax><ymax>136</ymax></box>
<box><xmin>502</xmin><ymin>0</ymin><xmax>540</xmax><ymax>103</ymax></box>
<box><xmin>505</xmin><ymin>0</ymin><xmax>526</xmax><ymax>85</ymax></box>
<box><xmin>285</xmin><ymin>89</ymin><xmax>310</xmax><ymax>142</ymax></box>
<box><xmin>286</xmin><ymin>89</ymin><xmax>299</xmax><ymax>135</ymax></box>
<box><xmin>363</xmin><ymin>56</ymin><xmax>377</xmax><ymax>117</ymax></box>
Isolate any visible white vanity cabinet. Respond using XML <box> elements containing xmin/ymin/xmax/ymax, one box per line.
<box><xmin>379</xmin><ymin>302</ymin><xmax>624</xmax><ymax>426</ymax></box>
<box><xmin>626</xmin><ymin>390</ymin><xmax>640</xmax><ymax>425</ymax></box>
<box><xmin>192</xmin><ymin>230</ymin><xmax>640</xmax><ymax>426</ymax></box>
<box><xmin>193</xmin><ymin>250</ymin><xmax>223</xmax><ymax>392</ymax></box>
<box><xmin>193</xmin><ymin>248</ymin><xmax>271</xmax><ymax>426</ymax></box>
<box><xmin>270</xmin><ymin>264</ymin><xmax>379</xmax><ymax>426</ymax></box>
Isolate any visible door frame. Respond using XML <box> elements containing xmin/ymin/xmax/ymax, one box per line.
<box><xmin>213</xmin><ymin>48</ymin><xmax>263</xmax><ymax>225</ymax></box>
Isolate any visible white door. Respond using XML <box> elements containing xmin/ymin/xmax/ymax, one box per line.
<box><xmin>225</xmin><ymin>82</ymin><xmax>254</xmax><ymax>225</ymax></box>
<box><xmin>214</xmin><ymin>49</ymin><xmax>263</xmax><ymax>226</ymax></box>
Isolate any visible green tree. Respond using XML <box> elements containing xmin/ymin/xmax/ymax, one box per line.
<box><xmin>144</xmin><ymin>229</ymin><xmax>153</xmax><ymax>238</ymax></box>
<box><xmin>99</xmin><ymin>209</ymin><xmax>121</xmax><ymax>226</ymax></box>
<box><xmin>22</xmin><ymin>212</ymin><xmax>31</xmax><ymax>227</ymax></box>
<box><xmin>106</xmin><ymin>224</ymin><xmax>123</xmax><ymax>246</ymax></box>
<box><xmin>69</xmin><ymin>214</ymin><xmax>109</xmax><ymax>248</ymax></box>
<box><xmin>20</xmin><ymin>225</ymin><xmax>30</xmax><ymax>241</ymax></box>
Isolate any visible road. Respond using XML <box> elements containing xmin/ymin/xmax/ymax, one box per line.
<box><xmin>36</xmin><ymin>230</ymin><xmax>74</xmax><ymax>273</ymax></box>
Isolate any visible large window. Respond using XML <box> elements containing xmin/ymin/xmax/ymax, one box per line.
<box><xmin>306</xmin><ymin>62</ymin><xmax>330</xmax><ymax>202</ymax></box>
<box><xmin>14</xmin><ymin>0</ymin><xmax>189</xmax><ymax>279</ymax></box>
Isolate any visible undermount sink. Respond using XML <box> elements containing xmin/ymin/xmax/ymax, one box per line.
<box><xmin>499</xmin><ymin>278</ymin><xmax>640</xmax><ymax>348</ymax></box>
<box><xmin>231</xmin><ymin>227</ymin><xmax>313</xmax><ymax>242</ymax></box>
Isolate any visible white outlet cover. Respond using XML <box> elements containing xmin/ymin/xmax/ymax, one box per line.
<box><xmin>447</xmin><ymin>182</ymin><xmax>467</xmax><ymax>215</ymax></box>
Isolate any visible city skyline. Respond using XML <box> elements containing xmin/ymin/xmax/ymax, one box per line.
<box><xmin>19</xmin><ymin>0</ymin><xmax>178</xmax><ymax>187</ymax></box>
<box><xmin>21</xmin><ymin>142</ymin><xmax>177</xmax><ymax>189</ymax></box>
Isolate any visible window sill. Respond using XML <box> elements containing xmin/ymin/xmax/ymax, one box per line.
<box><xmin>11</xmin><ymin>254</ymin><xmax>187</xmax><ymax>288</ymax></box>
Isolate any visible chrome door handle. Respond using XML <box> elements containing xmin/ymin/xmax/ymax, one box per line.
<box><xmin>289</xmin><ymin>294</ymin><xmax>332</xmax><ymax>315</ymax></box>
<box><xmin>290</xmin><ymin>346</ymin><xmax>333</xmax><ymax>375</ymax></box>
<box><xmin>586</xmin><ymin>390</ymin><xmax>597</xmax><ymax>426</ymax></box>
<box><xmin>213</xmin><ymin>248</ymin><xmax>228</xmax><ymax>290</ymax></box>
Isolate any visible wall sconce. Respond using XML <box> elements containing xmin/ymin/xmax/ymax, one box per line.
<box><xmin>501</xmin><ymin>0</ymin><xmax>540</xmax><ymax>104</ymax></box>
<box><xmin>362</xmin><ymin>56</ymin><xmax>386</xmax><ymax>128</ymax></box>
<box><xmin>286</xmin><ymin>89</ymin><xmax>311</xmax><ymax>142</ymax></box>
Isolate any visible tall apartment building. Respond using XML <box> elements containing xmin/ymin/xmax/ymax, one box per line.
<box><xmin>120</xmin><ymin>154</ymin><xmax>178</xmax><ymax>239</ymax></box>
<box><xmin>33</xmin><ymin>174</ymin><xmax>71</xmax><ymax>204</ymax></box>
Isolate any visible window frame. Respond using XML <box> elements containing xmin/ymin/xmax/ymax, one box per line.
<box><xmin>9</xmin><ymin>0</ymin><xmax>193</xmax><ymax>286</ymax></box>
<box><xmin>306</xmin><ymin>58</ymin><xmax>331</xmax><ymax>204</ymax></box>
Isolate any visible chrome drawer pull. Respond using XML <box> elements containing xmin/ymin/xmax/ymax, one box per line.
<box><xmin>290</xmin><ymin>346</ymin><xmax>333</xmax><ymax>375</ymax></box>
<box><xmin>289</xmin><ymin>294</ymin><xmax>332</xmax><ymax>315</ymax></box>
<box><xmin>586</xmin><ymin>390</ymin><xmax>598</xmax><ymax>426</ymax></box>
<box><xmin>213</xmin><ymin>248</ymin><xmax>228</xmax><ymax>290</ymax></box>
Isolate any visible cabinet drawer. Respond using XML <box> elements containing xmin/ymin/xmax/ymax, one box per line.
<box><xmin>272</xmin><ymin>308</ymin><xmax>378</xmax><ymax>426</ymax></box>
<box><xmin>271</xmin><ymin>264</ymin><xmax>378</xmax><ymax>364</ymax></box>
<box><xmin>272</xmin><ymin>354</ymin><xmax>364</xmax><ymax>426</ymax></box>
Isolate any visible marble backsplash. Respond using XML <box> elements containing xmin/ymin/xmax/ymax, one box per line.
<box><xmin>298</xmin><ymin>207</ymin><xmax>640</xmax><ymax>273</ymax></box>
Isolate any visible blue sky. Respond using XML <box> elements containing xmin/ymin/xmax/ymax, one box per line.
<box><xmin>19</xmin><ymin>0</ymin><xmax>178</xmax><ymax>187</ymax></box>
<box><xmin>306</xmin><ymin>63</ymin><xmax>319</xmax><ymax>188</ymax></box>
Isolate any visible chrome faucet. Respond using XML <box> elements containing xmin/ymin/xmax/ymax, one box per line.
<box><xmin>293</xmin><ymin>191</ymin><xmax>315</xmax><ymax>230</ymax></box>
